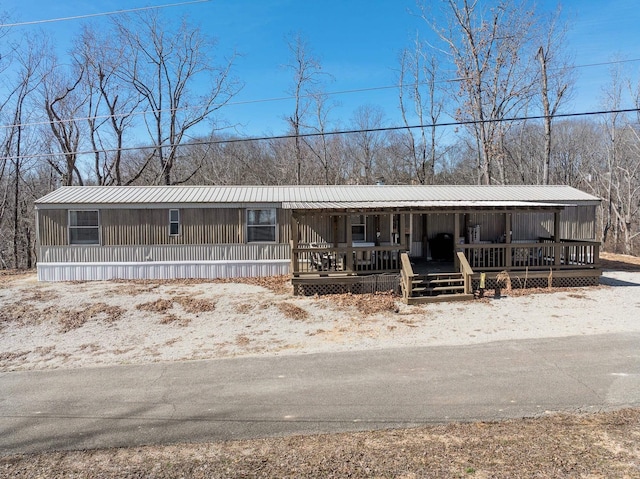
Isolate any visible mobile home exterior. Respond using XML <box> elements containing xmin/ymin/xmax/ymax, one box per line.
<box><xmin>35</xmin><ymin>185</ymin><xmax>601</xmax><ymax>299</ymax></box>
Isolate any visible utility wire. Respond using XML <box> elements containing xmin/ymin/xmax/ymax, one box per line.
<box><xmin>0</xmin><ymin>0</ymin><xmax>210</xmax><ymax>28</ymax></box>
<box><xmin>2</xmin><ymin>107</ymin><xmax>639</xmax><ymax>162</ymax></box>
<box><xmin>2</xmin><ymin>56</ymin><xmax>640</xmax><ymax>132</ymax></box>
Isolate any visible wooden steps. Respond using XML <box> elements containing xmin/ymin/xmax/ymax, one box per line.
<box><xmin>405</xmin><ymin>292</ymin><xmax>474</xmax><ymax>305</ymax></box>
<box><xmin>404</xmin><ymin>271</ymin><xmax>473</xmax><ymax>304</ymax></box>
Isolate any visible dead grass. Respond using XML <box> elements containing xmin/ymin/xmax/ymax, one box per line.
<box><xmin>1</xmin><ymin>408</ymin><xmax>638</xmax><ymax>478</ymax></box>
<box><xmin>136</xmin><ymin>299</ymin><xmax>173</xmax><ymax>313</ymax></box>
<box><xmin>208</xmin><ymin>275</ymin><xmax>291</xmax><ymax>294</ymax></box>
<box><xmin>57</xmin><ymin>303</ymin><xmax>125</xmax><ymax>333</ymax></box>
<box><xmin>331</xmin><ymin>291</ymin><xmax>399</xmax><ymax>315</ymax></box>
<box><xmin>159</xmin><ymin>313</ymin><xmax>190</xmax><ymax>326</ymax></box>
<box><xmin>600</xmin><ymin>252</ymin><xmax>640</xmax><ymax>271</ymax></box>
<box><xmin>174</xmin><ymin>296</ymin><xmax>217</xmax><ymax>314</ymax></box>
<box><xmin>277</xmin><ymin>302</ymin><xmax>309</xmax><ymax>320</ymax></box>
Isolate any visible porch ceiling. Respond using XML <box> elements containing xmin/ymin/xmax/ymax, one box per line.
<box><xmin>283</xmin><ymin>200</ymin><xmax>569</xmax><ymax>213</ymax></box>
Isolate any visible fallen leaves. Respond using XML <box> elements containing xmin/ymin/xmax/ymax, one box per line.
<box><xmin>2</xmin><ymin>408</ymin><xmax>639</xmax><ymax>478</ymax></box>
<box><xmin>330</xmin><ymin>291</ymin><xmax>400</xmax><ymax>315</ymax></box>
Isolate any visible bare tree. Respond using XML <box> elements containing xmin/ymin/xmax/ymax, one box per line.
<box><xmin>346</xmin><ymin>105</ymin><xmax>387</xmax><ymax>184</ymax></box>
<box><xmin>303</xmin><ymin>91</ymin><xmax>339</xmax><ymax>184</ymax></box>
<box><xmin>284</xmin><ymin>33</ymin><xmax>329</xmax><ymax>185</ymax></box>
<box><xmin>73</xmin><ymin>26</ymin><xmax>145</xmax><ymax>185</ymax></box>
<box><xmin>398</xmin><ymin>34</ymin><xmax>446</xmax><ymax>184</ymax></box>
<box><xmin>115</xmin><ymin>11</ymin><xmax>239</xmax><ymax>185</ymax></box>
<box><xmin>0</xmin><ymin>33</ymin><xmax>45</xmax><ymax>268</ymax></box>
<box><xmin>536</xmin><ymin>6</ymin><xmax>573</xmax><ymax>185</ymax></box>
<box><xmin>423</xmin><ymin>0</ymin><xmax>538</xmax><ymax>184</ymax></box>
<box><xmin>41</xmin><ymin>55</ymin><xmax>87</xmax><ymax>187</ymax></box>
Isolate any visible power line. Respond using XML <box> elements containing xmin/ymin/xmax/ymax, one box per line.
<box><xmin>2</xmin><ymin>107</ymin><xmax>638</xmax><ymax>162</ymax></box>
<box><xmin>0</xmin><ymin>0</ymin><xmax>210</xmax><ymax>28</ymax></box>
<box><xmin>3</xmin><ymin>56</ymin><xmax>640</xmax><ymax>133</ymax></box>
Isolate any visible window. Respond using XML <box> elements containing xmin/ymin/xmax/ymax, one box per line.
<box><xmin>169</xmin><ymin>209</ymin><xmax>180</xmax><ymax>236</ymax></box>
<box><xmin>69</xmin><ymin>210</ymin><xmax>100</xmax><ymax>245</ymax></box>
<box><xmin>351</xmin><ymin>215</ymin><xmax>366</xmax><ymax>243</ymax></box>
<box><xmin>247</xmin><ymin>209</ymin><xmax>276</xmax><ymax>242</ymax></box>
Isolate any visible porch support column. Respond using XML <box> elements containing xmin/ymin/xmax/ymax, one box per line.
<box><xmin>505</xmin><ymin>212</ymin><xmax>512</xmax><ymax>269</ymax></box>
<box><xmin>332</xmin><ymin>216</ymin><xmax>339</xmax><ymax>247</ymax></box>
<box><xmin>399</xmin><ymin>213</ymin><xmax>407</xmax><ymax>251</ymax></box>
<box><xmin>290</xmin><ymin>212</ymin><xmax>299</xmax><ymax>274</ymax></box>
<box><xmin>553</xmin><ymin>210</ymin><xmax>561</xmax><ymax>268</ymax></box>
<box><xmin>454</xmin><ymin>212</ymin><xmax>460</xmax><ymax>269</ymax></box>
<box><xmin>345</xmin><ymin>213</ymin><xmax>354</xmax><ymax>272</ymax></box>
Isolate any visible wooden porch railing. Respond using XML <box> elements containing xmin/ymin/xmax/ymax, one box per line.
<box><xmin>458</xmin><ymin>240</ymin><xmax>600</xmax><ymax>271</ymax></box>
<box><xmin>456</xmin><ymin>251</ymin><xmax>474</xmax><ymax>294</ymax></box>
<box><xmin>399</xmin><ymin>252</ymin><xmax>416</xmax><ymax>301</ymax></box>
<box><xmin>291</xmin><ymin>243</ymin><xmax>405</xmax><ymax>276</ymax></box>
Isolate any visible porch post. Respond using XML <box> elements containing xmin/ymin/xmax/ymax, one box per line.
<box><xmin>553</xmin><ymin>210</ymin><xmax>561</xmax><ymax>268</ymax></box>
<box><xmin>505</xmin><ymin>212</ymin><xmax>512</xmax><ymax>269</ymax></box>
<box><xmin>345</xmin><ymin>213</ymin><xmax>354</xmax><ymax>271</ymax></box>
<box><xmin>454</xmin><ymin>213</ymin><xmax>460</xmax><ymax>269</ymax></box>
<box><xmin>399</xmin><ymin>213</ymin><xmax>407</xmax><ymax>251</ymax></box>
<box><xmin>290</xmin><ymin>212</ymin><xmax>299</xmax><ymax>274</ymax></box>
<box><xmin>332</xmin><ymin>216</ymin><xmax>339</xmax><ymax>247</ymax></box>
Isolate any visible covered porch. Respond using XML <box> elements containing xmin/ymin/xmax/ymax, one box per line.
<box><xmin>287</xmin><ymin>201</ymin><xmax>601</xmax><ymax>301</ymax></box>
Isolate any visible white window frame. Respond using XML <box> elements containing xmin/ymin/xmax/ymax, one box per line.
<box><xmin>246</xmin><ymin>208</ymin><xmax>277</xmax><ymax>243</ymax></box>
<box><xmin>169</xmin><ymin>209</ymin><xmax>180</xmax><ymax>236</ymax></box>
<box><xmin>68</xmin><ymin>210</ymin><xmax>100</xmax><ymax>245</ymax></box>
<box><xmin>351</xmin><ymin>214</ymin><xmax>367</xmax><ymax>243</ymax></box>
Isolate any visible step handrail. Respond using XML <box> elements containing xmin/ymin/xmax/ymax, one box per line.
<box><xmin>400</xmin><ymin>252</ymin><xmax>416</xmax><ymax>300</ymax></box>
<box><xmin>457</xmin><ymin>251</ymin><xmax>474</xmax><ymax>294</ymax></box>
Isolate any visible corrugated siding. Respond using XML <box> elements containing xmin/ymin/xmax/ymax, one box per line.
<box><xmin>296</xmin><ymin>213</ymin><xmax>334</xmax><ymax>244</ymax></box>
<box><xmin>102</xmin><ymin>209</ymin><xmax>170</xmax><ymax>245</ymax></box>
<box><xmin>467</xmin><ymin>213</ymin><xmax>505</xmax><ymax>242</ymax></box>
<box><xmin>512</xmin><ymin>212</ymin><xmax>553</xmax><ymax>240</ymax></box>
<box><xmin>38</xmin><ymin>244</ymin><xmax>291</xmax><ymax>263</ymax></box>
<box><xmin>38</xmin><ymin>210</ymin><xmax>67</xmax><ymax>246</ymax></box>
<box><xmin>278</xmin><ymin>209</ymin><xmax>292</xmax><ymax>243</ymax></box>
<box><xmin>425</xmin><ymin>213</ymin><xmax>455</xmax><ymax>239</ymax></box>
<box><xmin>37</xmin><ymin>260</ymin><xmax>290</xmax><ymax>282</ymax></box>
<box><xmin>560</xmin><ymin>205</ymin><xmax>596</xmax><ymax>240</ymax></box>
<box><xmin>182</xmin><ymin>208</ymin><xmax>241</xmax><ymax>244</ymax></box>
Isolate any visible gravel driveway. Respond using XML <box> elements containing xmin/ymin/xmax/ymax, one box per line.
<box><xmin>2</xmin><ymin>262</ymin><xmax>639</xmax><ymax>372</ymax></box>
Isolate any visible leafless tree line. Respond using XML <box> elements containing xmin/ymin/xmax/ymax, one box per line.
<box><xmin>1</xmin><ymin>1</ymin><xmax>639</xmax><ymax>269</ymax></box>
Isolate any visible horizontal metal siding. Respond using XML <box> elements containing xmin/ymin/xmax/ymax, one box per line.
<box><xmin>38</xmin><ymin>244</ymin><xmax>291</xmax><ymax>263</ymax></box>
<box><xmin>37</xmin><ymin>260</ymin><xmax>290</xmax><ymax>281</ymax></box>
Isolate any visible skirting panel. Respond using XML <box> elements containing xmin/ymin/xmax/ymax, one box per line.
<box><xmin>37</xmin><ymin>260</ymin><xmax>291</xmax><ymax>282</ymax></box>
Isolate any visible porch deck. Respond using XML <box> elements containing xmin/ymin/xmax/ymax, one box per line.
<box><xmin>291</xmin><ymin>239</ymin><xmax>602</xmax><ymax>300</ymax></box>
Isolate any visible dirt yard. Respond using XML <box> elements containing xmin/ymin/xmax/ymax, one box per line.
<box><xmin>1</xmin><ymin>252</ymin><xmax>639</xmax><ymax>477</ymax></box>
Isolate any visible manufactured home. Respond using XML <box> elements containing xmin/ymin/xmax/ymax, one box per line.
<box><xmin>35</xmin><ymin>185</ymin><xmax>601</xmax><ymax>303</ymax></box>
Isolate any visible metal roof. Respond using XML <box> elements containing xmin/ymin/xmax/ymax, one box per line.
<box><xmin>35</xmin><ymin>184</ymin><xmax>601</xmax><ymax>209</ymax></box>
<box><xmin>282</xmin><ymin>200</ymin><xmax>569</xmax><ymax>211</ymax></box>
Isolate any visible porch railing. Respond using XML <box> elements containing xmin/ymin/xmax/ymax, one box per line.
<box><xmin>291</xmin><ymin>243</ymin><xmax>405</xmax><ymax>276</ymax></box>
<box><xmin>456</xmin><ymin>251</ymin><xmax>474</xmax><ymax>294</ymax></box>
<box><xmin>458</xmin><ymin>240</ymin><xmax>600</xmax><ymax>271</ymax></box>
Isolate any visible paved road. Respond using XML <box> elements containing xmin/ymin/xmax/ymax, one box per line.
<box><xmin>1</xmin><ymin>333</ymin><xmax>640</xmax><ymax>455</ymax></box>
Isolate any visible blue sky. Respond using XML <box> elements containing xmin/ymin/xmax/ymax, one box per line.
<box><xmin>2</xmin><ymin>0</ymin><xmax>639</xmax><ymax>136</ymax></box>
